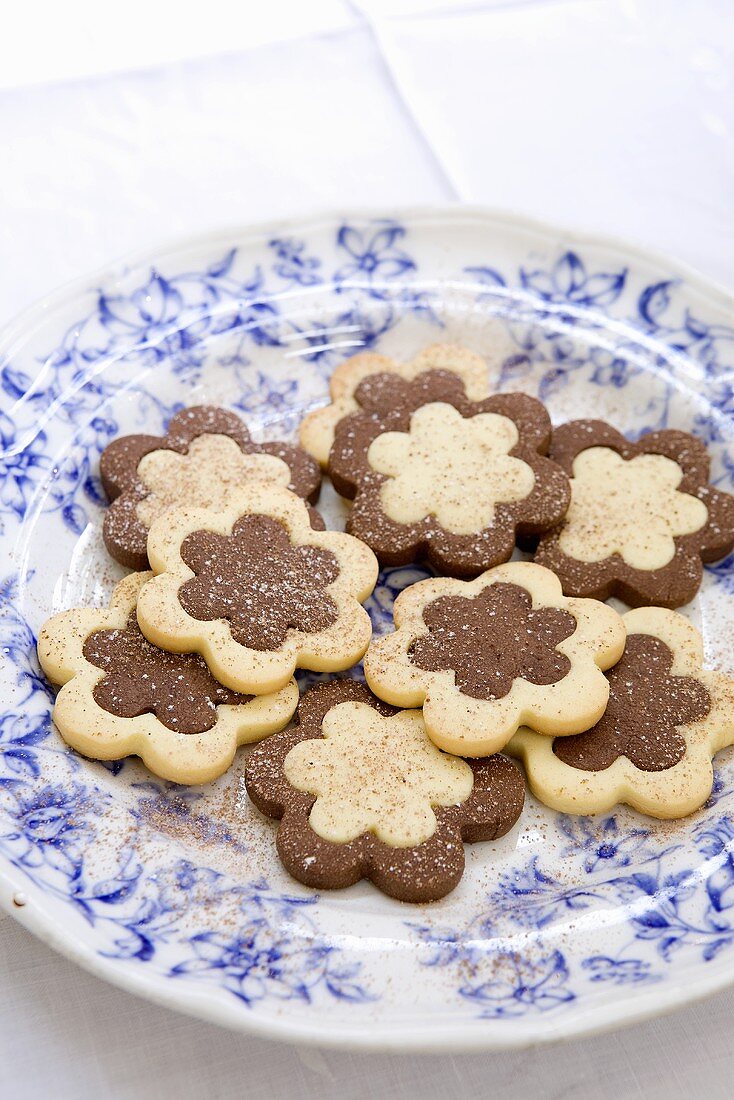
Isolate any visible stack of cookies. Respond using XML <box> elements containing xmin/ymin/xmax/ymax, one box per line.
<box><xmin>37</xmin><ymin>345</ymin><xmax>734</xmax><ymax>903</ymax></box>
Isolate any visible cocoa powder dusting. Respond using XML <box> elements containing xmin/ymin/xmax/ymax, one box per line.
<box><xmin>410</xmin><ymin>582</ymin><xmax>576</xmax><ymax>700</ymax></box>
<box><xmin>84</xmin><ymin>612</ymin><xmax>253</xmax><ymax>734</ymax></box>
<box><xmin>178</xmin><ymin>514</ymin><xmax>340</xmax><ymax>651</ymax></box>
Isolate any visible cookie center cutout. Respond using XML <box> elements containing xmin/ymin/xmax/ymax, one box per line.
<box><xmin>84</xmin><ymin>612</ymin><xmax>252</xmax><ymax>733</ymax></box>
<box><xmin>559</xmin><ymin>448</ymin><xmax>708</xmax><ymax>570</ymax></box>
<box><xmin>136</xmin><ymin>434</ymin><xmax>290</xmax><ymax>527</ymax></box>
<box><xmin>409</xmin><ymin>582</ymin><xmax>576</xmax><ymax>700</ymax></box>
<box><xmin>366</xmin><ymin>403</ymin><xmax>535</xmax><ymax>535</ymax></box>
<box><xmin>178</xmin><ymin>513</ymin><xmax>340</xmax><ymax>651</ymax></box>
<box><xmin>553</xmin><ymin>633</ymin><xmax>711</xmax><ymax>772</ymax></box>
<box><xmin>283</xmin><ymin>702</ymin><xmax>473</xmax><ymax>847</ymax></box>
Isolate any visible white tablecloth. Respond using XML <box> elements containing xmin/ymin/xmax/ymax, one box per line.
<box><xmin>3</xmin><ymin>2</ymin><xmax>734</xmax><ymax>1095</ymax></box>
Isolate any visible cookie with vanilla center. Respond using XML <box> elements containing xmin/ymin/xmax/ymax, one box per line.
<box><xmin>533</xmin><ymin>419</ymin><xmax>734</xmax><ymax>607</ymax></box>
<box><xmin>101</xmin><ymin>405</ymin><xmax>322</xmax><ymax>569</ymax></box>
<box><xmin>325</xmin><ymin>367</ymin><xmax>570</xmax><ymax>577</ymax></box>
<box><xmin>245</xmin><ymin>680</ymin><xmax>525</xmax><ymax>903</ymax></box>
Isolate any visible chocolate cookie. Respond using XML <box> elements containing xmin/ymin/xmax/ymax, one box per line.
<box><xmin>245</xmin><ymin>680</ymin><xmax>525</xmax><ymax>903</ymax></box>
<box><xmin>534</xmin><ymin>419</ymin><xmax>734</xmax><ymax>607</ymax></box>
<box><xmin>101</xmin><ymin>405</ymin><xmax>322</xmax><ymax>569</ymax></box>
<box><xmin>36</xmin><ymin>572</ymin><xmax>299</xmax><ymax>785</ymax></box>
<box><xmin>136</xmin><ymin>483</ymin><xmax>378</xmax><ymax>695</ymax></box>
<box><xmin>364</xmin><ymin>561</ymin><xmax>625</xmax><ymax>757</ymax></box>
<box><xmin>508</xmin><ymin>607</ymin><xmax>734</xmax><ymax>819</ymax></box>
<box><xmin>326</xmin><ymin>369</ymin><xmax>570</xmax><ymax>577</ymax></box>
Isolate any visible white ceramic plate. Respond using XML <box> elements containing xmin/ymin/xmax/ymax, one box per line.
<box><xmin>2</xmin><ymin>208</ymin><xmax>734</xmax><ymax>1051</ymax></box>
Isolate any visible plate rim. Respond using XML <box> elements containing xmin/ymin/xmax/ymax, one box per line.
<box><xmin>2</xmin><ymin>203</ymin><xmax>734</xmax><ymax>1052</ymax></box>
<box><xmin>2</xmin><ymin>203</ymin><xmax>732</xmax><ymax>347</ymax></box>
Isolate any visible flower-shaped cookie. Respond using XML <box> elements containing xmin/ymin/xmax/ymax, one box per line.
<box><xmin>534</xmin><ymin>419</ymin><xmax>734</xmax><ymax>607</ymax></box>
<box><xmin>299</xmin><ymin>343</ymin><xmax>498</xmax><ymax>466</ymax></box>
<box><xmin>101</xmin><ymin>405</ymin><xmax>322</xmax><ymax>569</ymax></box>
<box><xmin>508</xmin><ymin>608</ymin><xmax>734</xmax><ymax>818</ymax></box>
<box><xmin>136</xmin><ymin>483</ymin><xmax>378</xmax><ymax>694</ymax></box>
<box><xmin>245</xmin><ymin>680</ymin><xmax>525</xmax><ymax>902</ymax></box>
<box><xmin>37</xmin><ymin>572</ymin><xmax>299</xmax><ymax>785</ymax></box>
<box><xmin>325</xmin><ymin>369</ymin><xmax>570</xmax><ymax>577</ymax></box>
<box><xmin>364</xmin><ymin>561</ymin><xmax>625</xmax><ymax>756</ymax></box>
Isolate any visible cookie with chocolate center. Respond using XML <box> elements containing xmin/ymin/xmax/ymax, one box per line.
<box><xmin>552</xmin><ymin>634</ymin><xmax>709</xmax><ymax>772</ymax></box>
<box><xmin>534</xmin><ymin>419</ymin><xmax>734</xmax><ymax>607</ymax></box>
<box><xmin>136</xmin><ymin>483</ymin><xmax>378</xmax><ymax>695</ymax></box>
<box><xmin>37</xmin><ymin>572</ymin><xmax>299</xmax><ymax>785</ymax></box>
<box><xmin>364</xmin><ymin>561</ymin><xmax>625</xmax><ymax>757</ymax></box>
<box><xmin>178</xmin><ymin>514</ymin><xmax>340</xmax><ymax>651</ymax></box>
<box><xmin>85</xmin><ymin>610</ymin><xmax>252</xmax><ymax>734</ymax></box>
<box><xmin>508</xmin><ymin>607</ymin><xmax>734</xmax><ymax>819</ymax></box>
<box><xmin>410</xmin><ymin>583</ymin><xmax>576</xmax><ymax>701</ymax></box>
<box><xmin>245</xmin><ymin>680</ymin><xmax>525</xmax><ymax>903</ymax></box>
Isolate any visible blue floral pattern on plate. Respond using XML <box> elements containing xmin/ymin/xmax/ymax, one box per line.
<box><xmin>2</xmin><ymin>210</ymin><xmax>734</xmax><ymax>1049</ymax></box>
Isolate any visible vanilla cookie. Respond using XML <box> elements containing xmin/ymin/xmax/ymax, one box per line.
<box><xmin>299</xmin><ymin>343</ymin><xmax>496</xmax><ymax>467</ymax></box>
<box><xmin>364</xmin><ymin>561</ymin><xmax>625</xmax><ymax>757</ymax></box>
<box><xmin>534</xmin><ymin>419</ymin><xmax>734</xmax><ymax>607</ymax></box>
<box><xmin>101</xmin><ymin>405</ymin><xmax>322</xmax><ymax>569</ymax></box>
<box><xmin>508</xmin><ymin>608</ymin><xmax>734</xmax><ymax>819</ymax></box>
<box><xmin>136</xmin><ymin>483</ymin><xmax>378</xmax><ymax>695</ymax></box>
<box><xmin>37</xmin><ymin>572</ymin><xmax>299</xmax><ymax>785</ymax></box>
<box><xmin>325</xmin><ymin>367</ymin><xmax>569</xmax><ymax>577</ymax></box>
<box><xmin>245</xmin><ymin>680</ymin><xmax>525</xmax><ymax>902</ymax></box>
